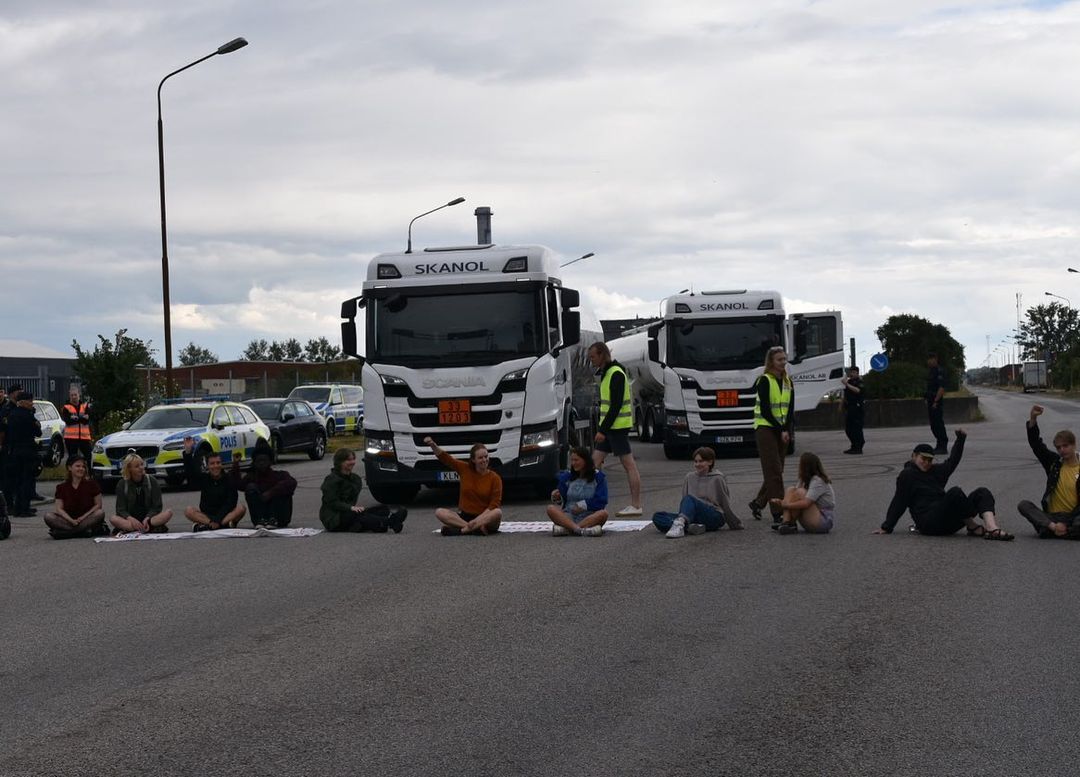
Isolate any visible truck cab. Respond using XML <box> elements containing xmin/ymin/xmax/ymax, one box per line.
<box><xmin>340</xmin><ymin>243</ymin><xmax>583</xmax><ymax>503</ymax></box>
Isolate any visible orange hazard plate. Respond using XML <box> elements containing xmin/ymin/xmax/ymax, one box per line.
<box><xmin>438</xmin><ymin>399</ymin><xmax>471</xmax><ymax>424</ymax></box>
<box><xmin>715</xmin><ymin>390</ymin><xmax>739</xmax><ymax>407</ymax></box>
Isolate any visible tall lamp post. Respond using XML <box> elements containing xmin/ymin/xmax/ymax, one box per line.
<box><xmin>1045</xmin><ymin>291</ymin><xmax>1072</xmax><ymax>306</ymax></box>
<box><xmin>158</xmin><ymin>37</ymin><xmax>249</xmax><ymax>392</ymax></box>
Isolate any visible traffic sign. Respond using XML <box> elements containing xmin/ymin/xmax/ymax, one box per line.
<box><xmin>870</xmin><ymin>353</ymin><xmax>889</xmax><ymax>372</ymax></box>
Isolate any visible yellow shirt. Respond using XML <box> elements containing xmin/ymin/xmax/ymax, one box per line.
<box><xmin>1049</xmin><ymin>458</ymin><xmax>1080</xmax><ymax>514</ymax></box>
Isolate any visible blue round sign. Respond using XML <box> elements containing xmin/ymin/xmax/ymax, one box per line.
<box><xmin>870</xmin><ymin>353</ymin><xmax>889</xmax><ymax>372</ymax></box>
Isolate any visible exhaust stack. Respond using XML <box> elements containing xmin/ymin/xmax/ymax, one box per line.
<box><xmin>475</xmin><ymin>206</ymin><xmax>492</xmax><ymax>245</ymax></box>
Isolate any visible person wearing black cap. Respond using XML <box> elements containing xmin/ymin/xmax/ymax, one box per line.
<box><xmin>874</xmin><ymin>429</ymin><xmax>1014</xmax><ymax>539</ymax></box>
<box><xmin>3</xmin><ymin>391</ymin><xmax>41</xmax><ymax>518</ymax></box>
<box><xmin>232</xmin><ymin>438</ymin><xmax>297</xmax><ymax>528</ymax></box>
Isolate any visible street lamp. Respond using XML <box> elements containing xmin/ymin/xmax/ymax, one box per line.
<box><xmin>158</xmin><ymin>37</ymin><xmax>249</xmax><ymax>393</ymax></box>
<box><xmin>405</xmin><ymin>197</ymin><xmax>465</xmax><ymax>253</ymax></box>
<box><xmin>560</xmin><ymin>252</ymin><xmax>595</xmax><ymax>268</ymax></box>
<box><xmin>1045</xmin><ymin>291</ymin><xmax>1072</xmax><ymax>306</ymax></box>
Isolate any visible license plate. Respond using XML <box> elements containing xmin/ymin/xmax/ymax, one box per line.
<box><xmin>438</xmin><ymin>399</ymin><xmax>471</xmax><ymax>425</ymax></box>
<box><xmin>437</xmin><ymin>471</ymin><xmax>460</xmax><ymax>482</ymax></box>
<box><xmin>715</xmin><ymin>435</ymin><xmax>742</xmax><ymax>444</ymax></box>
<box><xmin>715</xmin><ymin>390</ymin><xmax>739</xmax><ymax>407</ymax></box>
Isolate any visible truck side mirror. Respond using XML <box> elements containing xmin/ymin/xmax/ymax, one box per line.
<box><xmin>341</xmin><ymin>321</ymin><xmax>358</xmax><ymax>358</ymax></box>
<box><xmin>647</xmin><ymin>339</ymin><xmax>659</xmax><ymax>363</ymax></box>
<box><xmin>562</xmin><ymin>288</ymin><xmax>580</xmax><ymax>308</ymax></box>
<box><xmin>561</xmin><ymin>311</ymin><xmax>580</xmax><ymax>348</ymax></box>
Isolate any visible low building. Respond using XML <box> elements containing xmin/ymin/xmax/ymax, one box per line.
<box><xmin>0</xmin><ymin>339</ymin><xmax>78</xmax><ymax>407</ymax></box>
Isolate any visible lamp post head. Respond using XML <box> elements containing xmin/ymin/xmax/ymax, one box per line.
<box><xmin>447</xmin><ymin>197</ymin><xmax>465</xmax><ymax>207</ymax></box>
<box><xmin>1069</xmin><ymin>268</ymin><xmax>1080</xmax><ymax>274</ymax></box>
<box><xmin>217</xmin><ymin>37</ymin><xmax>248</xmax><ymax>55</ymax></box>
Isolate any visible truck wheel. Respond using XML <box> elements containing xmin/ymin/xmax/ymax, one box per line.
<box><xmin>636</xmin><ymin>411</ymin><xmax>650</xmax><ymax>443</ymax></box>
<box><xmin>644</xmin><ymin>409</ymin><xmax>658</xmax><ymax>444</ymax></box>
<box><xmin>368</xmin><ymin>483</ymin><xmax>420</xmax><ymax>504</ymax></box>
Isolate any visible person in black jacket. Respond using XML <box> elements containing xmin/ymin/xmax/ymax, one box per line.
<box><xmin>875</xmin><ymin>430</ymin><xmax>1014</xmax><ymax>539</ymax></box>
<box><xmin>1018</xmin><ymin>404</ymin><xmax>1080</xmax><ymax>539</ymax></box>
<box><xmin>3</xmin><ymin>391</ymin><xmax>41</xmax><ymax>517</ymax></box>
<box><xmin>181</xmin><ymin>437</ymin><xmax>246</xmax><ymax>530</ymax></box>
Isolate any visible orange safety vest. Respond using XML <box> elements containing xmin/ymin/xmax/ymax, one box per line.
<box><xmin>63</xmin><ymin>402</ymin><xmax>92</xmax><ymax>441</ymax></box>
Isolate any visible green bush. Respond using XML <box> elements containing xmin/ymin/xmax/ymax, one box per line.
<box><xmin>862</xmin><ymin>361</ymin><xmax>934</xmax><ymax>399</ymax></box>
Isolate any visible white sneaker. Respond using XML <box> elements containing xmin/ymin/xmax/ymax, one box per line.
<box><xmin>666</xmin><ymin>516</ymin><xmax>686</xmax><ymax>538</ymax></box>
<box><xmin>580</xmin><ymin>525</ymin><xmax>603</xmax><ymax>537</ymax></box>
<box><xmin>687</xmin><ymin>523</ymin><xmax>707</xmax><ymax>535</ymax></box>
<box><xmin>616</xmin><ymin>505</ymin><xmax>643</xmax><ymax>517</ymax></box>
<box><xmin>552</xmin><ymin>525</ymin><xmax>570</xmax><ymax>536</ymax></box>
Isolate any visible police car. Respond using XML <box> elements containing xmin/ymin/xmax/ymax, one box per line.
<box><xmin>286</xmin><ymin>384</ymin><xmax>363</xmax><ymax>436</ymax></box>
<box><xmin>34</xmin><ymin>400</ymin><xmax>66</xmax><ymax>468</ymax></box>
<box><xmin>91</xmin><ymin>398</ymin><xmax>270</xmax><ymax>487</ymax></box>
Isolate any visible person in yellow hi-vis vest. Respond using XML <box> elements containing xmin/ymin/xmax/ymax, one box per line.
<box><xmin>588</xmin><ymin>342</ymin><xmax>643</xmax><ymax>516</ymax></box>
<box><xmin>748</xmin><ymin>346</ymin><xmax>794</xmax><ymax>527</ymax></box>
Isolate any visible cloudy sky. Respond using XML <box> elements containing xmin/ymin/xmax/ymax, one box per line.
<box><xmin>4</xmin><ymin>0</ymin><xmax>1079</xmax><ymax>372</ymax></box>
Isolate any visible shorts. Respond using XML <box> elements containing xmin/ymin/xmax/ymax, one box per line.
<box><xmin>457</xmin><ymin>511</ymin><xmax>478</xmax><ymax>522</ymax></box>
<box><xmin>808</xmin><ymin>507</ymin><xmax>834</xmax><ymax>534</ymax></box>
<box><xmin>596</xmin><ymin>429</ymin><xmax>632</xmax><ymax>457</ymax></box>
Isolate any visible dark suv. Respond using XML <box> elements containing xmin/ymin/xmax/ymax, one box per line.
<box><xmin>245</xmin><ymin>398</ymin><xmax>327</xmax><ymax>461</ymax></box>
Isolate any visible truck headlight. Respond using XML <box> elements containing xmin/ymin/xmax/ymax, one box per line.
<box><xmin>502</xmin><ymin>368</ymin><xmax>529</xmax><ymax>382</ymax></box>
<box><xmin>380</xmin><ymin>374</ymin><xmax>406</xmax><ymax>386</ymax></box>
<box><xmin>666</xmin><ymin>412</ymin><xmax>689</xmax><ymax>434</ymax></box>
<box><xmin>521</xmin><ymin>429</ymin><xmax>556</xmax><ymax>452</ymax></box>
<box><xmin>365</xmin><ymin>435</ymin><xmax>396</xmax><ymax>458</ymax></box>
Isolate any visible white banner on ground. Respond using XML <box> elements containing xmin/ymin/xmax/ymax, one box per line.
<box><xmin>432</xmin><ymin>520</ymin><xmax>652</xmax><ymax>534</ymax></box>
<box><xmin>93</xmin><ymin>527</ymin><xmax>322</xmax><ymax>543</ymax></box>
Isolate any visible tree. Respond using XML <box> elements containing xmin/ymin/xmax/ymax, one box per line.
<box><xmin>267</xmin><ymin>341</ymin><xmax>287</xmax><ymax>361</ymax></box>
<box><xmin>178</xmin><ymin>342</ymin><xmax>218</xmax><ymax>366</ymax></box>
<box><xmin>71</xmin><ymin>329</ymin><xmax>157</xmax><ymax>434</ymax></box>
<box><xmin>870</xmin><ymin>314</ymin><xmax>966</xmax><ymax>396</ymax></box>
<box><xmin>304</xmin><ymin>336</ymin><xmax>342</xmax><ymax>362</ymax></box>
<box><xmin>242</xmin><ymin>339</ymin><xmax>270</xmax><ymax>361</ymax></box>
<box><xmin>1016</xmin><ymin>302</ymin><xmax>1080</xmax><ymax>362</ymax></box>
<box><xmin>283</xmin><ymin>338</ymin><xmax>303</xmax><ymax>361</ymax></box>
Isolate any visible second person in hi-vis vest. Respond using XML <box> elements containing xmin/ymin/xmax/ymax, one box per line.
<box><xmin>749</xmin><ymin>346</ymin><xmax>794</xmax><ymax>526</ymax></box>
<box><xmin>588</xmin><ymin>342</ymin><xmax>643</xmax><ymax>516</ymax></box>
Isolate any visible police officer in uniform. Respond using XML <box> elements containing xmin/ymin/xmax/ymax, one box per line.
<box><xmin>841</xmin><ymin>366</ymin><xmax>865</xmax><ymax>454</ymax></box>
<box><xmin>4</xmin><ymin>391</ymin><xmax>41</xmax><ymax>517</ymax></box>
<box><xmin>926</xmin><ymin>352</ymin><xmax>948</xmax><ymax>455</ymax></box>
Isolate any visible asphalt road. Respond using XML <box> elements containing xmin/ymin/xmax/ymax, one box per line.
<box><xmin>3</xmin><ymin>387</ymin><xmax>1078</xmax><ymax>776</ymax></box>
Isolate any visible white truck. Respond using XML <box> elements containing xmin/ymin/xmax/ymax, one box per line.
<box><xmin>608</xmin><ymin>290</ymin><xmax>844</xmax><ymax>458</ymax></box>
<box><xmin>1022</xmin><ymin>360</ymin><xmax>1048</xmax><ymax>393</ymax></box>
<box><xmin>339</xmin><ymin>216</ymin><xmax>587</xmax><ymax>504</ymax></box>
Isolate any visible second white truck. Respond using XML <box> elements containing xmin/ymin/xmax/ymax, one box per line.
<box><xmin>608</xmin><ymin>289</ymin><xmax>844</xmax><ymax>458</ymax></box>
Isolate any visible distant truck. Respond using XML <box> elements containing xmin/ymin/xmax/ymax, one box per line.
<box><xmin>1022</xmin><ymin>361</ymin><xmax>1048</xmax><ymax>393</ymax></box>
<box><xmin>607</xmin><ymin>289</ymin><xmax>844</xmax><ymax>458</ymax></box>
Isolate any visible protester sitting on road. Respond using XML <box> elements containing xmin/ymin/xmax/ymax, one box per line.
<box><xmin>43</xmin><ymin>454</ymin><xmax>106</xmax><ymax>539</ymax></box>
<box><xmin>232</xmin><ymin>439</ymin><xmax>297</xmax><ymax>529</ymax></box>
<box><xmin>1018</xmin><ymin>404</ymin><xmax>1080</xmax><ymax>539</ymax></box>
<box><xmin>109</xmin><ymin>453</ymin><xmax>173</xmax><ymax>534</ymax></box>
<box><xmin>319</xmin><ymin>448</ymin><xmax>406</xmax><ymax>533</ymax></box>
<box><xmin>424</xmin><ymin>436</ymin><xmax>503</xmax><ymax>536</ymax></box>
<box><xmin>181</xmin><ymin>438</ymin><xmax>246</xmax><ymax>531</ymax></box>
<box><xmin>874</xmin><ymin>430</ymin><xmax>1014</xmax><ymax>540</ymax></box>
<box><xmin>547</xmin><ymin>446</ymin><xmax>608</xmax><ymax>537</ymax></box>
<box><xmin>652</xmin><ymin>446</ymin><xmax>743</xmax><ymax>538</ymax></box>
<box><xmin>771</xmin><ymin>452</ymin><xmax>835</xmax><ymax>535</ymax></box>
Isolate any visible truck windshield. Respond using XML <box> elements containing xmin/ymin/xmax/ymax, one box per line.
<box><xmin>370</xmin><ymin>287</ymin><xmax>546</xmax><ymax>366</ymax></box>
<box><xmin>666</xmin><ymin>318</ymin><xmax>784</xmax><ymax>371</ymax></box>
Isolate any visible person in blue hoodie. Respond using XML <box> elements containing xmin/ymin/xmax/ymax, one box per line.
<box><xmin>546</xmin><ymin>446</ymin><xmax>609</xmax><ymax>536</ymax></box>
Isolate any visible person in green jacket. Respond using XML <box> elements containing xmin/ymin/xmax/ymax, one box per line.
<box><xmin>319</xmin><ymin>448</ymin><xmax>406</xmax><ymax>533</ymax></box>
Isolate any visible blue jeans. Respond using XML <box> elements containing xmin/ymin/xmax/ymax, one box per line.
<box><xmin>652</xmin><ymin>495</ymin><xmax>726</xmax><ymax>532</ymax></box>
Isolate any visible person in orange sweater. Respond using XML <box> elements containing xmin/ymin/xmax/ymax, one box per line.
<box><xmin>423</xmin><ymin>436</ymin><xmax>503</xmax><ymax>536</ymax></box>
